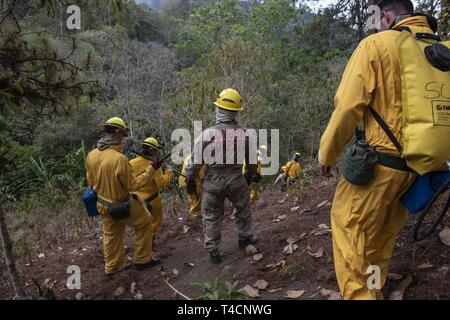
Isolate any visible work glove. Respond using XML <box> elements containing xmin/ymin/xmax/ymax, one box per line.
<box><xmin>151</xmin><ymin>159</ymin><xmax>162</xmax><ymax>171</ymax></box>
<box><xmin>186</xmin><ymin>180</ymin><xmax>197</xmax><ymax>195</ymax></box>
<box><xmin>251</xmin><ymin>173</ymin><xmax>262</xmax><ymax>183</ymax></box>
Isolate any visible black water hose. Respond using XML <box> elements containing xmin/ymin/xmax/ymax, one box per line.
<box><xmin>413</xmin><ymin>177</ymin><xmax>450</xmax><ymax>241</ymax></box>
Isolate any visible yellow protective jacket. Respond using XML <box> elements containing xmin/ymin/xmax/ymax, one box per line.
<box><xmin>179</xmin><ymin>155</ymin><xmax>205</xmax><ymax>188</ymax></box>
<box><xmin>282</xmin><ymin>161</ymin><xmax>302</xmax><ymax>179</ymax></box>
<box><xmin>129</xmin><ymin>156</ymin><xmax>173</xmax><ymax>201</ymax></box>
<box><xmin>86</xmin><ymin>145</ymin><xmax>155</xmax><ymax>208</ymax></box>
<box><xmin>242</xmin><ymin>156</ymin><xmax>263</xmax><ymax>176</ymax></box>
<box><xmin>319</xmin><ymin>16</ymin><xmax>434</xmax><ymax>166</ymax></box>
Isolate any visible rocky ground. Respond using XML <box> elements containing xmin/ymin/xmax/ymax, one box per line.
<box><xmin>1</xmin><ymin>177</ymin><xmax>449</xmax><ymax>300</ymax></box>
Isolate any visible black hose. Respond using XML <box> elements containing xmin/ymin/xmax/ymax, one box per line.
<box><xmin>413</xmin><ymin>177</ymin><xmax>450</xmax><ymax>241</ymax></box>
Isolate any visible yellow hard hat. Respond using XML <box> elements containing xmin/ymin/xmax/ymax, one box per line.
<box><xmin>100</xmin><ymin>117</ymin><xmax>128</xmax><ymax>136</ymax></box>
<box><xmin>142</xmin><ymin>137</ymin><xmax>160</xmax><ymax>150</ymax></box>
<box><xmin>214</xmin><ymin>88</ymin><xmax>242</xmax><ymax>111</ymax></box>
<box><xmin>260</xmin><ymin>145</ymin><xmax>268</xmax><ymax>152</ymax></box>
<box><xmin>294</xmin><ymin>152</ymin><xmax>301</xmax><ymax>157</ymax></box>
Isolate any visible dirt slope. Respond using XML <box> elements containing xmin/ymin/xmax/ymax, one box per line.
<box><xmin>0</xmin><ymin>178</ymin><xmax>449</xmax><ymax>300</ymax></box>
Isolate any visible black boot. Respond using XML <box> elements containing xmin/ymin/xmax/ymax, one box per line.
<box><xmin>209</xmin><ymin>252</ymin><xmax>222</xmax><ymax>264</ymax></box>
<box><xmin>134</xmin><ymin>258</ymin><xmax>162</xmax><ymax>271</ymax></box>
<box><xmin>239</xmin><ymin>235</ymin><xmax>259</xmax><ymax>249</ymax></box>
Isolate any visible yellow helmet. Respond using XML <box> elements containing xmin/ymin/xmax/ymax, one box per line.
<box><xmin>100</xmin><ymin>117</ymin><xmax>128</xmax><ymax>136</ymax></box>
<box><xmin>294</xmin><ymin>152</ymin><xmax>301</xmax><ymax>158</ymax></box>
<box><xmin>142</xmin><ymin>137</ymin><xmax>160</xmax><ymax>150</ymax></box>
<box><xmin>259</xmin><ymin>145</ymin><xmax>268</xmax><ymax>152</ymax></box>
<box><xmin>214</xmin><ymin>88</ymin><xmax>242</xmax><ymax>111</ymax></box>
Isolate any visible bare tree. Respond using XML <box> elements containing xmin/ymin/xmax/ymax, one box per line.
<box><xmin>0</xmin><ymin>200</ymin><xmax>26</xmax><ymax>299</ymax></box>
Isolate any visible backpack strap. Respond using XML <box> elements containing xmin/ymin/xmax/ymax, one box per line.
<box><xmin>368</xmin><ymin>107</ymin><xmax>403</xmax><ymax>153</ymax></box>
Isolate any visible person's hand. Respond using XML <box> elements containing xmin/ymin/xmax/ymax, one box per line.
<box><xmin>318</xmin><ymin>163</ymin><xmax>332</xmax><ymax>178</ymax></box>
<box><xmin>151</xmin><ymin>159</ymin><xmax>161</xmax><ymax>171</ymax></box>
<box><xmin>186</xmin><ymin>180</ymin><xmax>196</xmax><ymax>195</ymax></box>
<box><xmin>252</xmin><ymin>173</ymin><xmax>262</xmax><ymax>183</ymax></box>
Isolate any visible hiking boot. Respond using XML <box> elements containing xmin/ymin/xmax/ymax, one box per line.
<box><xmin>134</xmin><ymin>258</ymin><xmax>162</xmax><ymax>271</ymax></box>
<box><xmin>105</xmin><ymin>264</ymin><xmax>132</xmax><ymax>276</ymax></box>
<box><xmin>209</xmin><ymin>252</ymin><xmax>222</xmax><ymax>264</ymax></box>
<box><xmin>239</xmin><ymin>235</ymin><xmax>259</xmax><ymax>249</ymax></box>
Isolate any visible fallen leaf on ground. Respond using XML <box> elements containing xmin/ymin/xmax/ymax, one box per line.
<box><xmin>172</xmin><ymin>269</ymin><xmax>179</xmax><ymax>276</ymax></box>
<box><xmin>417</xmin><ymin>262</ymin><xmax>434</xmax><ymax>269</ymax></box>
<box><xmin>286</xmin><ymin>237</ymin><xmax>299</xmax><ymax>244</ymax></box>
<box><xmin>311</xmin><ymin>229</ymin><xmax>332</xmax><ymax>236</ymax></box>
<box><xmin>277</xmin><ymin>199</ymin><xmax>286</xmax><ymax>204</ymax></box>
<box><xmin>273</xmin><ymin>215</ymin><xmax>287</xmax><ymax>223</ymax></box>
<box><xmin>222</xmin><ymin>265</ymin><xmax>232</xmax><ymax>273</ymax></box>
<box><xmin>186</xmin><ymin>262</ymin><xmax>195</xmax><ymax>267</ymax></box>
<box><xmin>253</xmin><ymin>280</ymin><xmax>269</xmax><ymax>290</ymax></box>
<box><xmin>38</xmin><ymin>253</ymin><xmax>45</xmax><ymax>258</ymax></box>
<box><xmin>134</xmin><ymin>292</ymin><xmax>143</xmax><ymax>300</ymax></box>
<box><xmin>75</xmin><ymin>292</ymin><xmax>84</xmax><ymax>300</ymax></box>
<box><xmin>283</xmin><ymin>244</ymin><xmax>299</xmax><ymax>255</ymax></box>
<box><xmin>130</xmin><ymin>282</ymin><xmax>136</xmax><ymax>295</ymax></box>
<box><xmin>275</xmin><ymin>260</ymin><xmax>286</xmax><ymax>268</ymax></box>
<box><xmin>114</xmin><ymin>287</ymin><xmax>125</xmax><ymax>297</ymax></box>
<box><xmin>291</xmin><ymin>206</ymin><xmax>301</xmax><ymax>212</ymax></box>
<box><xmin>286</xmin><ymin>290</ymin><xmax>305</xmax><ymax>299</ymax></box>
<box><xmin>316</xmin><ymin>200</ymin><xmax>330</xmax><ymax>208</ymax></box>
<box><xmin>318</xmin><ymin>223</ymin><xmax>330</xmax><ymax>229</ymax></box>
<box><xmin>389</xmin><ymin>275</ymin><xmax>412</xmax><ymax>300</ymax></box>
<box><xmin>242</xmin><ymin>285</ymin><xmax>260</xmax><ymax>298</ymax></box>
<box><xmin>253</xmin><ymin>254</ymin><xmax>264</xmax><ymax>262</ymax></box>
<box><xmin>320</xmin><ymin>289</ymin><xmax>341</xmax><ymax>300</ymax></box>
<box><xmin>299</xmin><ymin>208</ymin><xmax>311</xmax><ymax>214</ymax></box>
<box><xmin>308</xmin><ymin>247</ymin><xmax>324</xmax><ymax>258</ymax></box>
<box><xmin>439</xmin><ymin>227</ymin><xmax>450</xmax><ymax>246</ymax></box>
<box><xmin>246</xmin><ymin>245</ymin><xmax>258</xmax><ymax>255</ymax></box>
<box><xmin>387</xmin><ymin>273</ymin><xmax>403</xmax><ymax>280</ymax></box>
<box><xmin>182</xmin><ymin>225</ymin><xmax>190</xmax><ymax>234</ymax></box>
<box><xmin>268</xmin><ymin>288</ymin><xmax>282</xmax><ymax>293</ymax></box>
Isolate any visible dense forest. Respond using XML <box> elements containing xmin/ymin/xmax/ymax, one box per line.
<box><xmin>0</xmin><ymin>0</ymin><xmax>449</xmax><ymax>300</ymax></box>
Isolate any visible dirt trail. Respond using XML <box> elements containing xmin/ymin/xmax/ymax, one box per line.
<box><xmin>1</xmin><ymin>178</ymin><xmax>449</xmax><ymax>300</ymax></box>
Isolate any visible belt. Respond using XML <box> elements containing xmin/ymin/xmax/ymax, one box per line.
<box><xmin>144</xmin><ymin>191</ymin><xmax>160</xmax><ymax>204</ymax></box>
<box><xmin>376</xmin><ymin>151</ymin><xmax>415</xmax><ymax>172</ymax></box>
<box><xmin>206</xmin><ymin>166</ymin><xmax>243</xmax><ymax>175</ymax></box>
<box><xmin>97</xmin><ymin>195</ymin><xmax>130</xmax><ymax>207</ymax></box>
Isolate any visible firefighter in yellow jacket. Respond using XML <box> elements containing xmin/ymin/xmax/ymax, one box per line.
<box><xmin>179</xmin><ymin>154</ymin><xmax>206</xmax><ymax>224</ymax></box>
<box><xmin>130</xmin><ymin>137</ymin><xmax>173</xmax><ymax>236</ymax></box>
<box><xmin>318</xmin><ymin>1</ymin><xmax>424</xmax><ymax>299</ymax></box>
<box><xmin>86</xmin><ymin>117</ymin><xmax>161</xmax><ymax>275</ymax></box>
<box><xmin>248</xmin><ymin>145</ymin><xmax>266</xmax><ymax>203</ymax></box>
<box><xmin>280</xmin><ymin>152</ymin><xmax>302</xmax><ymax>192</ymax></box>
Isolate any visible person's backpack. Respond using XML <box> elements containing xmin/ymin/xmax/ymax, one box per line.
<box><xmin>396</xmin><ymin>28</ymin><xmax>450</xmax><ymax>174</ymax></box>
<box><xmin>82</xmin><ymin>187</ymin><xmax>99</xmax><ymax>217</ymax></box>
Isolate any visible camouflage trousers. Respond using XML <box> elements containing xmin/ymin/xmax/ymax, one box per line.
<box><xmin>201</xmin><ymin>170</ymin><xmax>253</xmax><ymax>253</ymax></box>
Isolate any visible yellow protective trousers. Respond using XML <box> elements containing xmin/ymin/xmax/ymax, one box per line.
<box><xmin>331</xmin><ymin>165</ymin><xmax>415</xmax><ymax>300</ymax></box>
<box><xmin>250</xmin><ymin>183</ymin><xmax>260</xmax><ymax>204</ymax></box>
<box><xmin>147</xmin><ymin>195</ymin><xmax>163</xmax><ymax>235</ymax></box>
<box><xmin>187</xmin><ymin>184</ymin><xmax>202</xmax><ymax>220</ymax></box>
<box><xmin>101</xmin><ymin>195</ymin><xmax>153</xmax><ymax>274</ymax></box>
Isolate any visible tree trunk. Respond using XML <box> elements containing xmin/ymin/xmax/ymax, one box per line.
<box><xmin>0</xmin><ymin>203</ymin><xmax>26</xmax><ymax>299</ymax></box>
